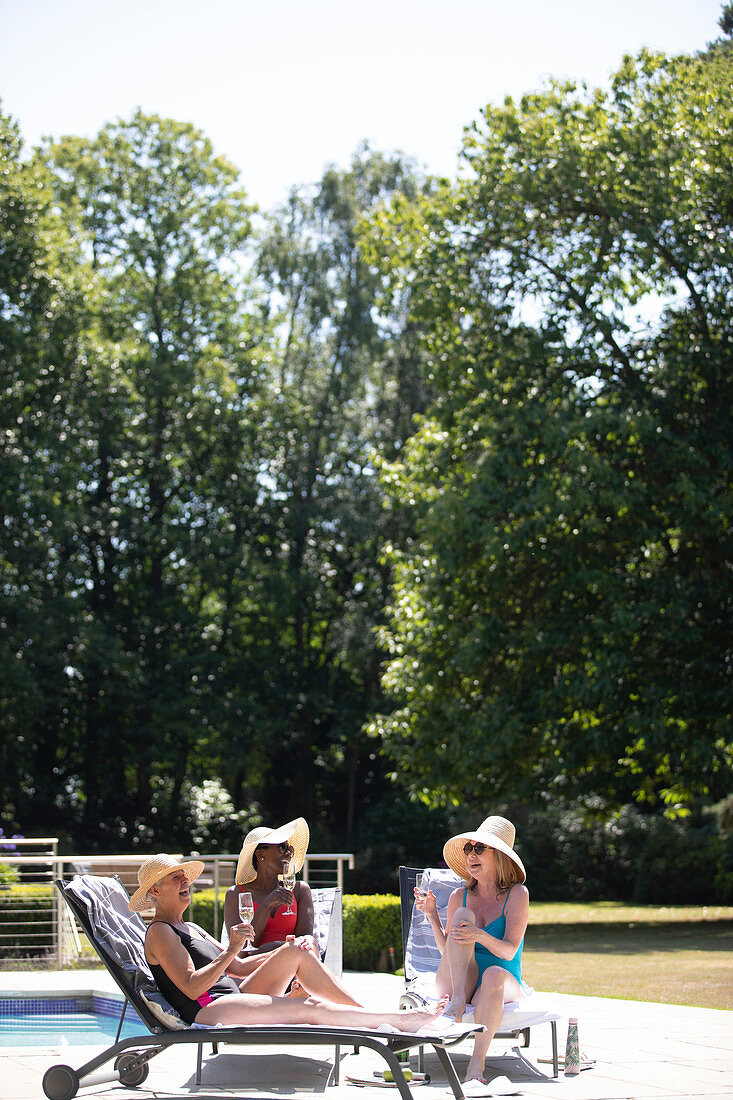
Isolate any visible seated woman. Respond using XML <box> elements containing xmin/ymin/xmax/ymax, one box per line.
<box><xmin>133</xmin><ymin>853</ymin><xmax>448</xmax><ymax>1030</ymax></box>
<box><xmin>415</xmin><ymin>816</ymin><xmax>529</xmax><ymax>1087</ymax></box>
<box><xmin>224</xmin><ymin>817</ymin><xmax>317</xmax><ymax>957</ymax></box>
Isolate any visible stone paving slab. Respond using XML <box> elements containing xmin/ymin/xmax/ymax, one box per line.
<box><xmin>1</xmin><ymin>970</ymin><xmax>731</xmax><ymax>1100</ymax></box>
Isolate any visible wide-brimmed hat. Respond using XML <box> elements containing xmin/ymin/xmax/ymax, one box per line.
<box><xmin>236</xmin><ymin>817</ymin><xmax>309</xmax><ymax>884</ymax></box>
<box><xmin>443</xmin><ymin>816</ymin><xmax>526</xmax><ymax>883</ymax></box>
<box><xmin>128</xmin><ymin>854</ymin><xmax>205</xmax><ymax>912</ymax></box>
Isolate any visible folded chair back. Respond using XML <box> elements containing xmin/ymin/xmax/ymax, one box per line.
<box><xmin>58</xmin><ymin>875</ymin><xmax>184</xmax><ymax>1032</ymax></box>
<box><xmin>399</xmin><ymin>866</ymin><xmax>463</xmax><ymax>985</ymax></box>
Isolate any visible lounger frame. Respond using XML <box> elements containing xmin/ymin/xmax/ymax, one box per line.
<box><xmin>43</xmin><ymin>876</ymin><xmax>479</xmax><ymax>1100</ymax></box>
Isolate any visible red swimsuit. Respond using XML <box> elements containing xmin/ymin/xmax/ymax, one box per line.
<box><xmin>238</xmin><ymin>884</ymin><xmax>298</xmax><ymax>944</ymax></box>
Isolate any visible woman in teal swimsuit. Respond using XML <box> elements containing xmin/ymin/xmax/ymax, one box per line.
<box><xmin>417</xmin><ymin>816</ymin><xmax>529</xmax><ymax>1087</ymax></box>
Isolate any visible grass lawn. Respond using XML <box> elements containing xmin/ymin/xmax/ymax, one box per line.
<box><xmin>524</xmin><ymin>902</ymin><xmax>733</xmax><ymax>1010</ymax></box>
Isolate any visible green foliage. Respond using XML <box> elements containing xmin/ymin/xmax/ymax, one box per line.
<box><xmin>349</xmin><ymin>794</ymin><xmax>452</xmax><ymax>893</ymax></box>
<box><xmin>186</xmin><ymin>888</ymin><xmax>225</xmax><ymax>938</ymax></box>
<box><xmin>342</xmin><ymin>893</ymin><xmax>402</xmax><ymax>970</ymax></box>
<box><xmin>0</xmin><ymin>885</ymin><xmax>54</xmax><ymax>955</ymax></box>
<box><xmin>1</xmin><ymin>37</ymin><xmax>730</xmax><ymax>886</ymax></box>
<box><xmin>368</xmin><ymin>48</ymin><xmax>733</xmax><ymax>813</ymax></box>
<box><xmin>185</xmin><ymin>781</ymin><xmax>259</xmax><ymax>853</ymax></box>
<box><xmin>518</xmin><ymin>801</ymin><xmax>732</xmax><ymax>903</ymax></box>
<box><xmin>0</xmin><ymin>114</ymin><xmax>433</xmax><ymax>852</ymax></box>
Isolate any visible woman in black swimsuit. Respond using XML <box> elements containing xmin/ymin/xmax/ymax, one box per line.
<box><xmin>133</xmin><ymin>854</ymin><xmax>447</xmax><ymax>1030</ymax></box>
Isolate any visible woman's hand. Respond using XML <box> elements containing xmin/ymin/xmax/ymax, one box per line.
<box><xmin>228</xmin><ymin>921</ymin><xmax>255</xmax><ymax>951</ymax></box>
<box><xmin>449</xmin><ymin>919</ymin><xmax>481</xmax><ymax>945</ymax></box>
<box><xmin>263</xmin><ymin>884</ymin><xmax>293</xmax><ymax>912</ymax></box>
<box><xmin>294</xmin><ymin>934</ymin><xmax>318</xmax><ymax>954</ymax></box>
<box><xmin>415</xmin><ymin>887</ymin><xmax>439</xmax><ymax>921</ymax></box>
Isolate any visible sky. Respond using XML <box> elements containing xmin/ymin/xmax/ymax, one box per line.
<box><xmin>0</xmin><ymin>0</ymin><xmax>725</xmax><ymax>211</ymax></box>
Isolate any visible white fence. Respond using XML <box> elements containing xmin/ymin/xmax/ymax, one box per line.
<box><xmin>0</xmin><ymin>839</ymin><xmax>354</xmax><ymax>968</ymax></box>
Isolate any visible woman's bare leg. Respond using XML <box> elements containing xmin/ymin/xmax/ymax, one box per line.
<box><xmin>442</xmin><ymin>907</ymin><xmax>479</xmax><ymax>1022</ymax></box>
<box><xmin>197</xmin><ymin>991</ymin><xmax>450</xmax><ymax>1032</ymax></box>
<box><xmin>464</xmin><ymin>968</ymin><xmax>524</xmax><ymax>1084</ymax></box>
<box><xmin>237</xmin><ymin>942</ymin><xmax>361</xmax><ymax>1005</ymax></box>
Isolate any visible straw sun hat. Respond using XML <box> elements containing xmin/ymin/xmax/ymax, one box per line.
<box><xmin>128</xmin><ymin>854</ymin><xmax>205</xmax><ymax>912</ymax></box>
<box><xmin>236</xmin><ymin>817</ymin><xmax>310</xmax><ymax>885</ymax></box>
<box><xmin>443</xmin><ymin>815</ymin><xmax>526</xmax><ymax>883</ymax></box>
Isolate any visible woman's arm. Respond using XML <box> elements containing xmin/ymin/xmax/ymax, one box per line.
<box><xmin>293</xmin><ymin>881</ymin><xmax>314</xmax><ymax>938</ymax></box>
<box><xmin>452</xmin><ymin>885</ymin><xmax>529</xmax><ymax>959</ymax></box>
<box><xmin>223</xmin><ymin>885</ymin><xmax>239</xmax><ymax>937</ymax></box>
<box><xmin>422</xmin><ymin>887</ymin><xmax>463</xmax><ymax>954</ymax></box>
<box><xmin>145</xmin><ymin>922</ymin><xmax>246</xmax><ymax>1000</ymax></box>
<box><xmin>421</xmin><ymin>889</ymin><xmax>447</xmax><ymax>952</ymax></box>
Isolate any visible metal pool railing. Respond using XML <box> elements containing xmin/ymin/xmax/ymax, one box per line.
<box><xmin>0</xmin><ymin>843</ymin><xmax>354</xmax><ymax>968</ymax></box>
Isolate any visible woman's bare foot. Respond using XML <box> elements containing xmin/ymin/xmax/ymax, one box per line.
<box><xmin>395</xmin><ymin>994</ymin><xmax>450</xmax><ymax>1032</ymax></box>
<box><xmin>285</xmin><ymin>978</ymin><xmax>308</xmax><ymax>999</ymax></box>
<box><xmin>465</xmin><ymin>1056</ymin><xmax>486</xmax><ymax>1083</ymax></box>
<box><xmin>445</xmin><ymin>996</ymin><xmax>466</xmax><ymax>1022</ymax></box>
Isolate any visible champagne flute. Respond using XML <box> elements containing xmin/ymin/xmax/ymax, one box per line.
<box><xmin>414</xmin><ymin>873</ymin><xmax>427</xmax><ymax>910</ymax></box>
<box><xmin>278</xmin><ymin>863</ymin><xmax>296</xmax><ymax>916</ymax></box>
<box><xmin>238</xmin><ymin>891</ymin><xmax>254</xmax><ymax>949</ymax></box>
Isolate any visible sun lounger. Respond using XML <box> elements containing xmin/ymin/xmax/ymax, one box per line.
<box><xmin>43</xmin><ymin>875</ymin><xmax>481</xmax><ymax>1100</ymax></box>
<box><xmin>398</xmin><ymin>866</ymin><xmax>560</xmax><ymax>1077</ymax></box>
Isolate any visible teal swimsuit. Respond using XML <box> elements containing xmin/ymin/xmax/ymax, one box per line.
<box><xmin>461</xmin><ymin>886</ymin><xmax>525</xmax><ymax>998</ymax></box>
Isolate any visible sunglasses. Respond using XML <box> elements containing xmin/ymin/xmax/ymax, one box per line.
<box><xmin>463</xmin><ymin>841</ymin><xmax>489</xmax><ymax>856</ymax></box>
<box><xmin>257</xmin><ymin>841</ymin><xmax>293</xmax><ymax>854</ymax></box>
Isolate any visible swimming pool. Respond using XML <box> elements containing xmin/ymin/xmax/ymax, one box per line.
<box><xmin>0</xmin><ymin>994</ymin><xmax>146</xmax><ymax>1048</ymax></box>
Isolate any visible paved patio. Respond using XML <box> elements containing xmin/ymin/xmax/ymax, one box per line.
<box><xmin>1</xmin><ymin>969</ymin><xmax>731</xmax><ymax>1100</ymax></box>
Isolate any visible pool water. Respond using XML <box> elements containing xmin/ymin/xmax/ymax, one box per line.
<box><xmin>0</xmin><ymin>995</ymin><xmax>146</xmax><ymax>1048</ymax></box>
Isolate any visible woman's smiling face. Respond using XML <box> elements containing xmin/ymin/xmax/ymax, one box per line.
<box><xmin>153</xmin><ymin>868</ymin><xmax>192</xmax><ymax>905</ymax></box>
<box><xmin>255</xmin><ymin>842</ymin><xmax>294</xmax><ymax>875</ymax></box>
<box><xmin>466</xmin><ymin>844</ymin><xmax>495</xmax><ymax>879</ymax></box>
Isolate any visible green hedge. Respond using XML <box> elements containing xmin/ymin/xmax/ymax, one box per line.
<box><xmin>0</xmin><ymin>884</ymin><xmax>403</xmax><ymax>971</ymax></box>
<box><xmin>187</xmin><ymin>888</ymin><xmax>226</xmax><ymax>938</ymax></box>
<box><xmin>343</xmin><ymin>894</ymin><xmax>401</xmax><ymax>970</ymax></box>
<box><xmin>0</xmin><ymin>884</ymin><xmax>54</xmax><ymax>955</ymax></box>
<box><xmin>188</xmin><ymin>889</ymin><xmax>402</xmax><ymax>971</ymax></box>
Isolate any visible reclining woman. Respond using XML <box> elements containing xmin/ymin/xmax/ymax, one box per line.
<box><xmin>223</xmin><ymin>817</ymin><xmax>317</xmax><ymax>958</ymax></box>
<box><xmin>133</xmin><ymin>853</ymin><xmax>448</xmax><ymax>1030</ymax></box>
<box><xmin>415</xmin><ymin>816</ymin><xmax>529</xmax><ymax>1086</ymax></box>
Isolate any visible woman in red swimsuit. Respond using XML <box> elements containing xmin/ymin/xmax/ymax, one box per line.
<box><xmin>224</xmin><ymin>818</ymin><xmax>317</xmax><ymax>958</ymax></box>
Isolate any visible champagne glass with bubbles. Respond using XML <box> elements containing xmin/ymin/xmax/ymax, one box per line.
<box><xmin>279</xmin><ymin>863</ymin><xmax>296</xmax><ymax>916</ymax></box>
<box><xmin>238</xmin><ymin>891</ymin><xmax>254</xmax><ymax>949</ymax></box>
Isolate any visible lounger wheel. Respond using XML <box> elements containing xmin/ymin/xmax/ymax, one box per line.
<box><xmin>115</xmin><ymin>1052</ymin><xmax>150</xmax><ymax>1087</ymax></box>
<box><xmin>42</xmin><ymin>1064</ymin><xmax>80</xmax><ymax>1100</ymax></box>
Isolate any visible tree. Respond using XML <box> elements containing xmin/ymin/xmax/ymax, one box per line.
<box><xmin>12</xmin><ymin>112</ymin><xmax>270</xmax><ymax>846</ymax></box>
<box><xmin>0</xmin><ymin>105</ymin><xmax>101</xmax><ymax>834</ymax></box>
<box><xmin>1</xmin><ymin>114</ymin><xmax>437</xmax><ymax>852</ymax></box>
<box><xmin>369</xmin><ymin>50</ymin><xmax>732</xmax><ymax>812</ymax></box>
<box><xmin>238</xmin><ymin>147</ymin><xmax>434</xmax><ymax>840</ymax></box>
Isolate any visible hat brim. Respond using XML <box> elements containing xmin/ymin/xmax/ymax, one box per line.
<box><xmin>128</xmin><ymin>860</ymin><xmax>204</xmax><ymax>912</ymax></box>
<box><xmin>236</xmin><ymin>818</ymin><xmax>309</xmax><ymax>884</ymax></box>
<box><xmin>443</xmin><ymin>831</ymin><xmax>526</xmax><ymax>883</ymax></box>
